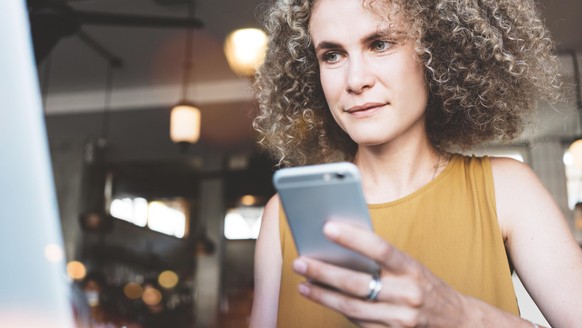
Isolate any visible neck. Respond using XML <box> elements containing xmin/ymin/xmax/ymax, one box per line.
<box><xmin>353</xmin><ymin>138</ymin><xmax>444</xmax><ymax>204</ymax></box>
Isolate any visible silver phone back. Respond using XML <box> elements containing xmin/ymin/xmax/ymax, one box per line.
<box><xmin>273</xmin><ymin>162</ymin><xmax>379</xmax><ymax>274</ymax></box>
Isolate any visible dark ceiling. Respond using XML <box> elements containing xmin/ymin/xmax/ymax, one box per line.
<box><xmin>36</xmin><ymin>0</ymin><xmax>582</xmax><ymax>149</ymax></box>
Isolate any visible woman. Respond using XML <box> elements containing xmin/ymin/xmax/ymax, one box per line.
<box><xmin>250</xmin><ymin>0</ymin><xmax>582</xmax><ymax>327</ymax></box>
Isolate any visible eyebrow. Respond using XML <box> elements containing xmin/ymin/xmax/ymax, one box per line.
<box><xmin>313</xmin><ymin>28</ymin><xmax>403</xmax><ymax>52</ymax></box>
<box><xmin>314</xmin><ymin>41</ymin><xmax>341</xmax><ymax>52</ymax></box>
<box><xmin>363</xmin><ymin>31</ymin><xmax>387</xmax><ymax>44</ymax></box>
<box><xmin>364</xmin><ymin>28</ymin><xmax>406</xmax><ymax>42</ymax></box>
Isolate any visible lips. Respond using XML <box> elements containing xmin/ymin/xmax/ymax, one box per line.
<box><xmin>344</xmin><ymin>102</ymin><xmax>387</xmax><ymax>114</ymax></box>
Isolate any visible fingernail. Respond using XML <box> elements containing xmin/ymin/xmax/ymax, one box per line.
<box><xmin>293</xmin><ymin>259</ymin><xmax>307</xmax><ymax>274</ymax></box>
<box><xmin>298</xmin><ymin>283</ymin><xmax>310</xmax><ymax>296</ymax></box>
<box><xmin>323</xmin><ymin>222</ymin><xmax>340</xmax><ymax>237</ymax></box>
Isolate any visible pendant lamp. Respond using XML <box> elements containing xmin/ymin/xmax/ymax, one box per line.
<box><xmin>224</xmin><ymin>27</ymin><xmax>268</xmax><ymax>77</ymax></box>
<box><xmin>79</xmin><ymin>61</ymin><xmax>118</xmax><ymax>234</ymax></box>
<box><xmin>170</xmin><ymin>0</ymin><xmax>201</xmax><ymax>147</ymax></box>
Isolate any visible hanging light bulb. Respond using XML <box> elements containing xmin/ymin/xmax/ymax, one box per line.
<box><xmin>170</xmin><ymin>102</ymin><xmax>201</xmax><ymax>144</ymax></box>
<box><xmin>224</xmin><ymin>28</ymin><xmax>268</xmax><ymax>77</ymax></box>
<box><xmin>170</xmin><ymin>0</ymin><xmax>201</xmax><ymax>148</ymax></box>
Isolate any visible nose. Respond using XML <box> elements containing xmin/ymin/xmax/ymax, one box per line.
<box><xmin>345</xmin><ymin>54</ymin><xmax>374</xmax><ymax>94</ymax></box>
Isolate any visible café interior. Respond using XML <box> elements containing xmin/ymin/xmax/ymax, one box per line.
<box><xmin>19</xmin><ymin>0</ymin><xmax>582</xmax><ymax>326</ymax></box>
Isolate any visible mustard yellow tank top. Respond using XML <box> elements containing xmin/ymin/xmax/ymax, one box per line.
<box><xmin>277</xmin><ymin>154</ymin><xmax>518</xmax><ymax>327</ymax></box>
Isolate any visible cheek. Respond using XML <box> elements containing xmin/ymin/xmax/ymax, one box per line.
<box><xmin>406</xmin><ymin>79</ymin><xmax>428</xmax><ymax>109</ymax></box>
<box><xmin>320</xmin><ymin>77</ymin><xmax>345</xmax><ymax>128</ymax></box>
<box><xmin>320</xmin><ymin>72</ymin><xmax>341</xmax><ymax>103</ymax></box>
<box><xmin>397</xmin><ymin>63</ymin><xmax>428</xmax><ymax>109</ymax></box>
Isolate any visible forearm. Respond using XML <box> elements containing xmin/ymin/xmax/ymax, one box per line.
<box><xmin>462</xmin><ymin>295</ymin><xmax>541</xmax><ymax>328</ymax></box>
<box><xmin>249</xmin><ymin>302</ymin><xmax>278</xmax><ymax>328</ymax></box>
<box><xmin>249</xmin><ymin>195</ymin><xmax>281</xmax><ymax>328</ymax></box>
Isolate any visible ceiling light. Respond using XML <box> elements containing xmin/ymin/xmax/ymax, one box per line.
<box><xmin>170</xmin><ymin>102</ymin><xmax>201</xmax><ymax>144</ymax></box>
<box><xmin>224</xmin><ymin>28</ymin><xmax>268</xmax><ymax>77</ymax></box>
<box><xmin>170</xmin><ymin>0</ymin><xmax>201</xmax><ymax>148</ymax></box>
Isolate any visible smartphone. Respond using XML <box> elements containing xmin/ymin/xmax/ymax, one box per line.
<box><xmin>273</xmin><ymin>162</ymin><xmax>380</xmax><ymax>274</ymax></box>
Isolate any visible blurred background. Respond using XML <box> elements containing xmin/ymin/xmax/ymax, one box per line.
<box><xmin>27</xmin><ymin>0</ymin><xmax>582</xmax><ymax>326</ymax></box>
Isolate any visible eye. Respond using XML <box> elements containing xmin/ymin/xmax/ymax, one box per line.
<box><xmin>371</xmin><ymin>40</ymin><xmax>391</xmax><ymax>52</ymax></box>
<box><xmin>322</xmin><ymin>51</ymin><xmax>341</xmax><ymax>63</ymax></box>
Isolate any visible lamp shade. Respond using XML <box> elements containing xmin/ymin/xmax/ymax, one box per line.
<box><xmin>170</xmin><ymin>103</ymin><xmax>201</xmax><ymax>144</ymax></box>
<box><xmin>224</xmin><ymin>28</ymin><xmax>268</xmax><ymax>77</ymax></box>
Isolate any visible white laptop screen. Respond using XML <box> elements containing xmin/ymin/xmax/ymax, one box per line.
<box><xmin>0</xmin><ymin>1</ymin><xmax>75</xmax><ymax>327</ymax></box>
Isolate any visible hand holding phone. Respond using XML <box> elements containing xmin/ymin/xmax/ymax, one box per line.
<box><xmin>273</xmin><ymin>162</ymin><xmax>380</xmax><ymax>274</ymax></box>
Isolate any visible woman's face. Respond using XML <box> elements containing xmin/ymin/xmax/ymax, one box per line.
<box><xmin>309</xmin><ymin>0</ymin><xmax>429</xmax><ymax>149</ymax></box>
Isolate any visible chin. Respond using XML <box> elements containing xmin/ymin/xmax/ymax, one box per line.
<box><xmin>351</xmin><ymin>137</ymin><xmax>390</xmax><ymax>147</ymax></box>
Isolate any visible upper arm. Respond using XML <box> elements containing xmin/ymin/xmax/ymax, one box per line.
<box><xmin>491</xmin><ymin>157</ymin><xmax>582</xmax><ymax>327</ymax></box>
<box><xmin>249</xmin><ymin>195</ymin><xmax>282</xmax><ymax>328</ymax></box>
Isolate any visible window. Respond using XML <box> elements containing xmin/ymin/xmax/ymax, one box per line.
<box><xmin>224</xmin><ymin>206</ymin><xmax>263</xmax><ymax>240</ymax></box>
<box><xmin>110</xmin><ymin>197</ymin><xmax>148</xmax><ymax>227</ymax></box>
<box><xmin>109</xmin><ymin>197</ymin><xmax>189</xmax><ymax>238</ymax></box>
<box><xmin>564</xmin><ymin>151</ymin><xmax>582</xmax><ymax>210</ymax></box>
<box><xmin>467</xmin><ymin>148</ymin><xmax>525</xmax><ymax>163</ymax></box>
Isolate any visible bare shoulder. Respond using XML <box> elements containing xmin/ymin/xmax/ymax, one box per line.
<box><xmin>264</xmin><ymin>194</ymin><xmax>281</xmax><ymax>217</ymax></box>
<box><xmin>489</xmin><ymin>156</ymin><xmax>546</xmax><ymax>198</ymax></box>
<box><xmin>256</xmin><ymin>194</ymin><xmax>282</xmax><ymax>254</ymax></box>
<box><xmin>489</xmin><ymin>157</ymin><xmax>582</xmax><ymax>327</ymax></box>
<box><xmin>489</xmin><ymin>156</ymin><xmax>538</xmax><ymax>182</ymax></box>
<box><xmin>488</xmin><ymin>156</ymin><xmax>557</xmax><ymax>237</ymax></box>
<box><xmin>261</xmin><ymin>194</ymin><xmax>281</xmax><ymax>237</ymax></box>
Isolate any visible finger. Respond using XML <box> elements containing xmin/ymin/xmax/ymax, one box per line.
<box><xmin>323</xmin><ymin>221</ymin><xmax>413</xmax><ymax>274</ymax></box>
<box><xmin>294</xmin><ymin>257</ymin><xmax>424</xmax><ymax>306</ymax></box>
<box><xmin>293</xmin><ymin>257</ymin><xmax>372</xmax><ymax>298</ymax></box>
<box><xmin>299</xmin><ymin>281</ymin><xmax>419</xmax><ymax>325</ymax></box>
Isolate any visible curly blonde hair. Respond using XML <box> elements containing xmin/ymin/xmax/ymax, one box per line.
<box><xmin>253</xmin><ymin>0</ymin><xmax>562</xmax><ymax>166</ymax></box>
